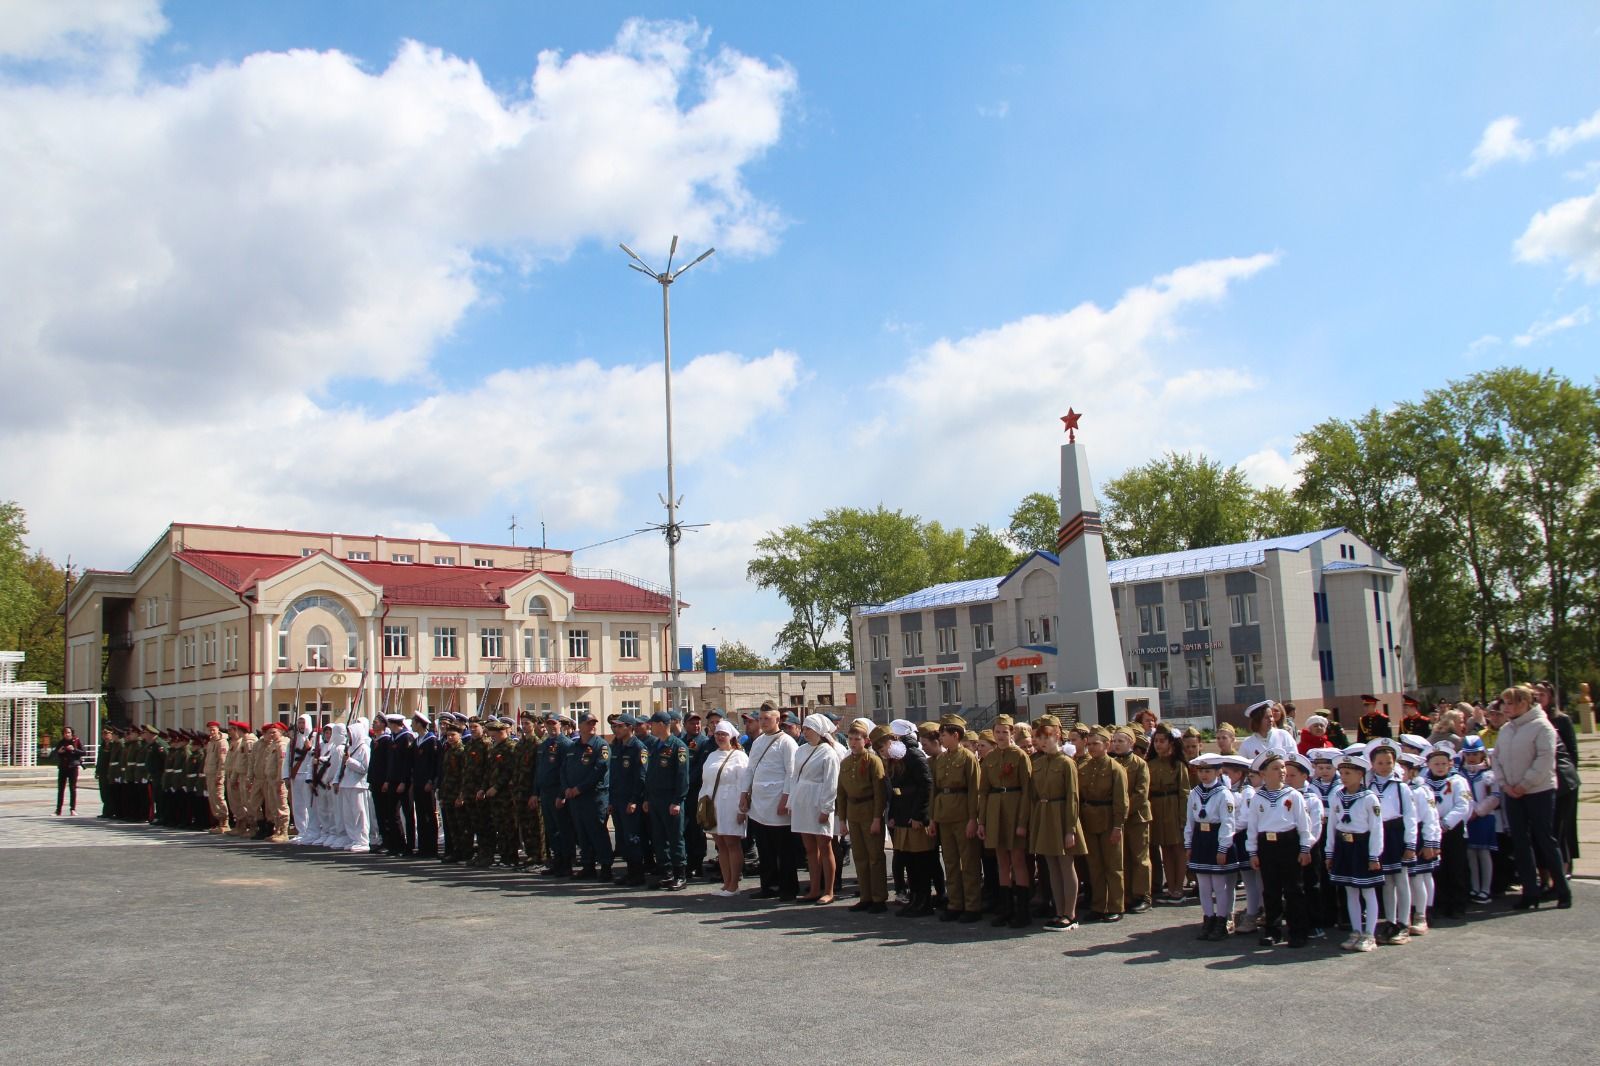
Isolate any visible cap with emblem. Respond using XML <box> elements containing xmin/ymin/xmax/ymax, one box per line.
<box><xmin>1032</xmin><ymin>714</ymin><xmax>1060</xmax><ymax>730</ymax></box>
<box><xmin>1189</xmin><ymin>753</ymin><xmax>1223</xmax><ymax>769</ymax></box>
<box><xmin>205</xmin><ymin>720</ymin><xmax>222</xmax><ymax>730</ymax></box>
<box><xmin>1426</xmin><ymin>742</ymin><xmax>1456</xmax><ymax>760</ymax></box>
<box><xmin>1335</xmin><ymin>754</ymin><xmax>1371</xmax><ymax>773</ymax></box>
<box><xmin>1249</xmin><ymin>750</ymin><xmax>1283</xmax><ymax>773</ymax></box>
<box><xmin>614</xmin><ymin>714</ymin><xmax>636</xmax><ymax>727</ymax></box>
<box><xmin>1342</xmin><ymin>743</ymin><xmax>1366</xmax><ymax>755</ymax></box>
<box><xmin>579</xmin><ymin>711</ymin><xmax>599</xmax><ymax>724</ymax></box>
<box><xmin>1215</xmin><ymin>722</ymin><xmax>1237</xmax><ymax>737</ymax></box>
<box><xmin>917</xmin><ymin>721</ymin><xmax>940</xmax><ymax>738</ymax></box>
<box><xmin>868</xmin><ymin>725</ymin><xmax>893</xmax><ymax>746</ymax></box>
<box><xmin>994</xmin><ymin>713</ymin><xmax>1014</xmax><ymax>728</ymax></box>
<box><xmin>555</xmin><ymin>712</ymin><xmax>576</xmax><ymax>726</ymax></box>
<box><xmin>686</xmin><ymin>711</ymin><xmax>702</xmax><ymax>721</ymax></box>
<box><xmin>939</xmin><ymin>713</ymin><xmax>967</xmax><ymax>730</ymax></box>
<box><xmin>1398</xmin><ymin>752</ymin><xmax>1424</xmax><ymax>769</ymax></box>
<box><xmin>1398</xmin><ymin>734</ymin><xmax>1429</xmax><ymax>753</ymax></box>
<box><xmin>1286</xmin><ymin>753</ymin><xmax>1314</xmax><ymax>776</ymax></box>
<box><xmin>1217</xmin><ymin>754</ymin><xmax>1251</xmax><ymax>770</ymax></box>
<box><xmin>667</xmin><ymin>710</ymin><xmax>683</xmax><ymax>722</ymax></box>
<box><xmin>1364</xmin><ymin>737</ymin><xmax>1400</xmax><ymax>761</ymax></box>
<box><xmin>977</xmin><ymin>729</ymin><xmax>996</xmax><ymax>745</ymax></box>
<box><xmin>1308</xmin><ymin>746</ymin><xmax>1343</xmax><ymax>763</ymax></box>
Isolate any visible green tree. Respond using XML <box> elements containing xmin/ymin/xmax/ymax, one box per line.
<box><xmin>920</xmin><ymin>520</ymin><xmax>968</xmax><ymax>586</ymax></box>
<box><xmin>1008</xmin><ymin>492</ymin><xmax>1059</xmax><ymax>554</ymax></box>
<box><xmin>1253</xmin><ymin>485</ymin><xmax>1324</xmax><ymax>540</ymax></box>
<box><xmin>706</xmin><ymin>639</ymin><xmax>772</xmax><ymax>671</ymax></box>
<box><xmin>747</xmin><ymin>524</ymin><xmax>834</xmax><ymax>667</ymax></box>
<box><xmin>0</xmin><ymin>501</ymin><xmax>40</xmax><ymax>643</ymax></box>
<box><xmin>1100</xmin><ymin>452</ymin><xmax>1257</xmax><ymax>559</ymax></box>
<box><xmin>960</xmin><ymin>524</ymin><xmax>1020</xmax><ymax>579</ymax></box>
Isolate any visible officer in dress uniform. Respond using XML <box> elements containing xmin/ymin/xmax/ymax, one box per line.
<box><xmin>411</xmin><ymin>712</ymin><xmax>441</xmax><ymax>858</ymax></box>
<box><xmin>1110</xmin><ymin>726</ymin><xmax>1153</xmax><ymax>914</ymax></box>
<box><xmin>609</xmin><ymin>715</ymin><xmax>649</xmax><ymax>885</ymax></box>
<box><xmin>1357</xmin><ymin>695</ymin><xmax>1391</xmax><ymax>743</ymax></box>
<box><xmin>644</xmin><ymin>711</ymin><xmax>691</xmax><ymax>890</ymax></box>
<box><xmin>536</xmin><ymin>714</ymin><xmax>577</xmax><ymax>877</ymax></box>
<box><xmin>1078</xmin><ymin>727</ymin><xmax>1129</xmax><ymax>922</ymax></box>
<box><xmin>389</xmin><ymin>714</ymin><xmax>418</xmax><ymax>856</ymax></box>
<box><xmin>369</xmin><ymin>718</ymin><xmax>394</xmax><ymax>852</ymax></box>
<box><xmin>561</xmin><ymin>712</ymin><xmax>613</xmax><ymax>880</ymax></box>
<box><xmin>1400</xmin><ymin>696</ymin><xmax>1432</xmax><ymax>742</ymax></box>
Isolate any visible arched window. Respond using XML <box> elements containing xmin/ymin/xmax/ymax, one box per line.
<box><xmin>277</xmin><ymin>595</ymin><xmax>360</xmax><ymax>669</ymax></box>
<box><xmin>528</xmin><ymin>595</ymin><xmax>551</xmax><ymax>616</ymax></box>
<box><xmin>306</xmin><ymin>625</ymin><xmax>331</xmax><ymax>669</ymax></box>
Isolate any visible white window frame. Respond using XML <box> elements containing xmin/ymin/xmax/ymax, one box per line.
<box><xmin>1183</xmin><ymin>598</ymin><xmax>1211</xmax><ymax>630</ymax></box>
<box><xmin>902</xmin><ymin>631</ymin><xmax>923</xmax><ymax>657</ymax></box>
<box><xmin>383</xmin><ymin>625</ymin><xmax>410</xmax><ymax>658</ymax></box>
<box><xmin>972</xmin><ymin>622</ymin><xmax>994</xmax><ymax>651</ymax></box>
<box><xmin>1229</xmin><ymin>593</ymin><xmax>1259</xmax><ymax>626</ymax></box>
<box><xmin>346</xmin><ymin>551</ymin><xmax>370</xmax><ymax>561</ymax></box>
<box><xmin>618</xmin><ymin>629</ymin><xmax>640</xmax><ymax>660</ymax></box>
<box><xmin>305</xmin><ymin>625</ymin><xmax>331</xmax><ymax>669</ymax></box>
<box><xmin>474</xmin><ymin>558</ymin><xmax>494</xmax><ymax>568</ymax></box>
<box><xmin>480</xmin><ymin>627</ymin><xmax>505</xmax><ymax>660</ymax></box>
<box><xmin>433</xmin><ymin>626</ymin><xmax>458</xmax><ymax>659</ymax></box>
<box><xmin>939</xmin><ymin>676</ymin><xmax>962</xmax><ymax>706</ymax></box>
<box><xmin>621</xmin><ymin>699</ymin><xmax>642</xmax><ymax>715</ymax></box>
<box><xmin>567</xmin><ymin>629</ymin><xmax>590</xmax><ymax>660</ymax></box>
<box><xmin>434</xmin><ymin>555</ymin><xmax>454</xmax><ymax>566</ymax></box>
<box><xmin>391</xmin><ymin>553</ymin><xmax>414</xmax><ymax>564</ymax></box>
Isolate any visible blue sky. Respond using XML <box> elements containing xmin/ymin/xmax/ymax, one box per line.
<box><xmin>3</xmin><ymin>2</ymin><xmax>1598</xmax><ymax>657</ymax></box>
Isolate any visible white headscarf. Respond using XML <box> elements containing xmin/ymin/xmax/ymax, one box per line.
<box><xmin>802</xmin><ymin>713</ymin><xmax>834</xmax><ymax>741</ymax></box>
<box><xmin>713</xmin><ymin>720</ymin><xmax>738</xmax><ymax>739</ymax></box>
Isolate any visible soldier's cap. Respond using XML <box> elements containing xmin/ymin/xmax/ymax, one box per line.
<box><xmin>649</xmin><ymin>711</ymin><xmax>672</xmax><ymax>724</ymax></box>
<box><xmin>1217</xmin><ymin>754</ymin><xmax>1251</xmax><ymax>770</ymax></box>
<box><xmin>666</xmin><ymin>710</ymin><xmax>683</xmax><ymax>722</ymax></box>
<box><xmin>1214</xmin><ymin>722</ymin><xmax>1237</xmax><ymax>736</ymax></box>
<box><xmin>1426</xmin><ymin>742</ymin><xmax>1456</xmax><ymax>761</ymax></box>
<box><xmin>850</xmin><ymin>717</ymin><xmax>875</xmax><ymax>735</ymax></box>
<box><xmin>205</xmin><ymin>720</ymin><xmax>222</xmax><ymax>730</ymax></box>
<box><xmin>1244</xmin><ymin>699</ymin><xmax>1275</xmax><ymax>720</ymax></box>
<box><xmin>1249</xmin><ymin>750</ymin><xmax>1283</xmax><ymax>773</ymax></box>
<box><xmin>1285</xmin><ymin>753</ymin><xmax>1314</xmax><ymax>776</ymax></box>
<box><xmin>1088</xmin><ymin>726</ymin><xmax>1112</xmax><ymax>741</ymax></box>
<box><xmin>868</xmin><ymin>725</ymin><xmax>893</xmax><ymax>745</ymax></box>
<box><xmin>1342</xmin><ymin>742</ymin><xmax>1366</xmax><ymax>756</ymax></box>
<box><xmin>939</xmin><ymin>713</ymin><xmax>967</xmax><ymax>731</ymax></box>
<box><xmin>383</xmin><ymin>713</ymin><xmax>405</xmax><ymax>724</ymax></box>
<box><xmin>262</xmin><ymin>722</ymin><xmax>287</xmax><ymax>732</ymax></box>
<box><xmin>1398</xmin><ymin>752</ymin><xmax>1424</xmax><ymax>769</ymax></box>
<box><xmin>1359</xmin><ymin>694</ymin><xmax>1380</xmax><ymax>705</ymax></box>
<box><xmin>141</xmin><ymin>724</ymin><xmax>157</xmax><ymax>734</ymax></box>
<box><xmin>578</xmin><ymin>712</ymin><xmax>600</xmax><ymax>724</ymax></box>
<box><xmin>994</xmin><ymin>713</ymin><xmax>1014</xmax><ymax>728</ymax></box>
<box><xmin>467</xmin><ymin>715</ymin><xmax>483</xmax><ymax>725</ymax></box>
<box><xmin>443</xmin><ymin>721</ymin><xmax>463</xmax><ymax>733</ymax></box>
<box><xmin>484</xmin><ymin>718</ymin><xmax>509</xmax><ymax>731</ymax></box>
<box><xmin>1116</xmin><ymin>725</ymin><xmax>1140</xmax><ymax>741</ymax></box>
<box><xmin>916</xmin><ymin>721</ymin><xmax>940</xmax><ymax>738</ymax></box>
<box><xmin>413</xmin><ymin>710</ymin><xmax>433</xmax><ymax>723</ymax></box>
<box><xmin>616</xmin><ymin>714</ymin><xmax>638</xmax><ymax>727</ymax></box>
<box><xmin>822</xmin><ymin>711</ymin><xmax>841</xmax><ymax>723</ymax></box>
<box><xmin>1307</xmin><ymin>747</ymin><xmax>1344</xmax><ymax>763</ymax></box>
<box><xmin>1363</xmin><ymin>738</ymin><xmax>1399</xmax><ymax>761</ymax></box>
<box><xmin>781</xmin><ymin>712</ymin><xmax>802</xmax><ymax>727</ymax></box>
<box><xmin>516</xmin><ymin>710</ymin><xmax>537</xmax><ymax>721</ymax></box>
<box><xmin>1188</xmin><ymin>753</ymin><xmax>1224</xmax><ymax>769</ymax></box>
<box><xmin>555</xmin><ymin>713</ymin><xmax>576</xmax><ymax>725</ymax></box>
<box><xmin>705</xmin><ymin>708</ymin><xmax>723</xmax><ymax>719</ymax></box>
<box><xmin>740</xmin><ymin>709</ymin><xmax>757</xmax><ymax>720</ymax></box>
<box><xmin>1398</xmin><ymin>734</ymin><xmax>1430</xmax><ymax>753</ymax></box>
<box><xmin>1402</xmin><ymin>694</ymin><xmax>1420</xmax><ymax>708</ymax></box>
<box><xmin>1181</xmin><ymin>726</ymin><xmax>1202</xmax><ymax>739</ymax></box>
<box><xmin>1335</xmin><ymin>754</ymin><xmax>1371</xmax><ymax>773</ymax></box>
<box><xmin>686</xmin><ymin>711</ymin><xmax>702</xmax><ymax>721</ymax></box>
<box><xmin>976</xmin><ymin>729</ymin><xmax>996</xmax><ymax>745</ymax></box>
<box><xmin>1031</xmin><ymin>714</ymin><xmax>1060</xmax><ymax>731</ymax></box>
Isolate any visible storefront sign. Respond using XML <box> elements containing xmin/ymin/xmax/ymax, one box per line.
<box><xmin>894</xmin><ymin>663</ymin><xmax>966</xmax><ymax>678</ymax></box>
<box><xmin>996</xmin><ymin>654</ymin><xmax>1044</xmax><ymax>671</ymax></box>
<box><xmin>426</xmin><ymin>673</ymin><xmax>468</xmax><ymax>686</ymax></box>
<box><xmin>610</xmin><ymin>673</ymin><xmax>651</xmax><ymax>688</ymax></box>
<box><xmin>509</xmin><ymin>671</ymin><xmax>588</xmax><ymax>688</ymax></box>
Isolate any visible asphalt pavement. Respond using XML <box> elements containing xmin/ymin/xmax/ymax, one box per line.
<box><xmin>1</xmin><ymin>784</ymin><xmax>1595</xmax><ymax>1066</ymax></box>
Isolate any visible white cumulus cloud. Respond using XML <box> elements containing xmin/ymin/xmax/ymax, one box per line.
<box><xmin>1464</xmin><ymin>116</ymin><xmax>1535</xmax><ymax>177</ymax></box>
<box><xmin>1514</xmin><ymin>184</ymin><xmax>1600</xmax><ymax>281</ymax></box>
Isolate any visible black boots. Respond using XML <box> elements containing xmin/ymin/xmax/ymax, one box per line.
<box><xmin>1010</xmin><ymin>886</ymin><xmax>1032</xmax><ymax>929</ymax></box>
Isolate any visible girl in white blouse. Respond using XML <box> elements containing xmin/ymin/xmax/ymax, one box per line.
<box><xmin>783</xmin><ymin>713</ymin><xmax>842</xmax><ymax>904</ymax></box>
<box><xmin>700</xmin><ymin>721</ymin><xmax>751</xmax><ymax>897</ymax></box>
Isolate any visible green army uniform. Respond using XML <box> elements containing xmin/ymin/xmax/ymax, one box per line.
<box><xmin>437</xmin><ymin>729</ymin><xmax>466</xmax><ymax>863</ymax></box>
<box><xmin>1079</xmin><ymin>731</ymin><xmax>1129</xmax><ymax>919</ymax></box>
<box><xmin>95</xmin><ymin>733</ymin><xmax>115</xmax><ymax>819</ymax></box>
<box><xmin>460</xmin><ymin>724</ymin><xmax>490</xmax><ymax>863</ymax></box>
<box><xmin>141</xmin><ymin>731</ymin><xmax>165</xmax><ymax>825</ymax></box>
<box><xmin>1113</xmin><ymin>729</ymin><xmax>1153</xmax><ymax>911</ymax></box>
<box><xmin>837</xmin><ymin>734</ymin><xmax>889</xmax><ymax>908</ymax></box>
<box><xmin>187</xmin><ymin>740</ymin><xmax>207</xmax><ymax>828</ymax></box>
<box><xmin>511</xmin><ymin>718</ymin><xmax>543</xmax><ymax>868</ymax></box>
<box><xmin>485</xmin><ymin>727</ymin><xmax>519</xmax><ymax>866</ymax></box>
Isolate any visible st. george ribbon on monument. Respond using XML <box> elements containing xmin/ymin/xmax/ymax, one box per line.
<box><xmin>1038</xmin><ymin>409</ymin><xmax>1160</xmax><ymax>726</ymax></box>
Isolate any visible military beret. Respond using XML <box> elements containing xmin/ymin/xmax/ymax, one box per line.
<box><xmin>205</xmin><ymin>721</ymin><xmax>222</xmax><ymax>730</ymax></box>
<box><xmin>262</xmin><ymin>722</ymin><xmax>287</xmax><ymax>732</ymax></box>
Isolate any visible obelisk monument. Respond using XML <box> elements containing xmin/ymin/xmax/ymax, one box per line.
<box><xmin>1048</xmin><ymin>409</ymin><xmax>1159</xmax><ymax>726</ymax></box>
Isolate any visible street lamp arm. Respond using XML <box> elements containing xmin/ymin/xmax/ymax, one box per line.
<box><xmin>672</xmin><ymin>248</ymin><xmax>716</xmax><ymax>279</ymax></box>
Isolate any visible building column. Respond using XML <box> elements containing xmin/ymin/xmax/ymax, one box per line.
<box><xmin>259</xmin><ymin>613</ymin><xmax>277</xmax><ymax>728</ymax></box>
<box><xmin>365</xmin><ymin>615</ymin><xmax>378</xmax><ymax>716</ymax></box>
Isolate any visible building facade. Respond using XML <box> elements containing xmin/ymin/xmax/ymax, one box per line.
<box><xmin>66</xmin><ymin>523</ymin><xmax>684</xmax><ymax>731</ymax></box>
<box><xmin>696</xmin><ymin>669</ymin><xmax>857</xmax><ymax>718</ymax></box>
<box><xmin>851</xmin><ymin>528</ymin><xmax>1414</xmax><ymax>730</ymax></box>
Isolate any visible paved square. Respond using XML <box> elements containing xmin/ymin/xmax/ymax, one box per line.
<box><xmin>1</xmin><ymin>785</ymin><xmax>1593</xmax><ymax>1066</ymax></box>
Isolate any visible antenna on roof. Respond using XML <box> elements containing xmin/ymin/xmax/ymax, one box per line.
<box><xmin>508</xmin><ymin>514</ymin><xmax>520</xmax><ymax>547</ymax></box>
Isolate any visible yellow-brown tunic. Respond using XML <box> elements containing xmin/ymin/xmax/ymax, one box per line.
<box><xmin>979</xmin><ymin>746</ymin><xmax>1032</xmax><ymax>846</ymax></box>
<box><xmin>1146</xmin><ymin>756</ymin><xmax>1187</xmax><ymax>847</ymax></box>
<box><xmin>1027</xmin><ymin>751</ymin><xmax>1086</xmax><ymax>856</ymax></box>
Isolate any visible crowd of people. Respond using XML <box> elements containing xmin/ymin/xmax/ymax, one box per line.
<box><xmin>83</xmin><ymin>682</ymin><xmax>1580</xmax><ymax>946</ymax></box>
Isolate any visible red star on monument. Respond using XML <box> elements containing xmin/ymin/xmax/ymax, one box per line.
<box><xmin>1061</xmin><ymin>408</ymin><xmax>1082</xmax><ymax>442</ymax></box>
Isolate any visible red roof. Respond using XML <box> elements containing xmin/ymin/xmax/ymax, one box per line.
<box><xmin>171</xmin><ymin>521</ymin><xmax>572</xmax><ymax>556</ymax></box>
<box><xmin>174</xmin><ymin>550</ymin><xmax>673</xmax><ymax>614</ymax></box>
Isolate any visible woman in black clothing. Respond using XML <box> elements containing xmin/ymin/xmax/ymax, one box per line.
<box><xmin>52</xmin><ymin>727</ymin><xmax>86</xmax><ymax>815</ymax></box>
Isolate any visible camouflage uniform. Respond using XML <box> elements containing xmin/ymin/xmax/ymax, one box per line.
<box><xmin>462</xmin><ymin>728</ymin><xmax>492</xmax><ymax>865</ymax></box>
<box><xmin>487</xmin><ymin>730</ymin><xmax>520</xmax><ymax>866</ymax></box>
<box><xmin>438</xmin><ymin>732</ymin><xmax>466</xmax><ymax>862</ymax></box>
<box><xmin>511</xmin><ymin>724</ymin><xmax>543</xmax><ymax>866</ymax></box>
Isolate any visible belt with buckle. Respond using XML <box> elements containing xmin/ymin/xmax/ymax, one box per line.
<box><xmin>1198</xmin><ymin>821</ymin><xmax>1212</xmax><ymax>830</ymax></box>
<box><xmin>988</xmin><ymin>786</ymin><xmax>1020</xmax><ymax>794</ymax></box>
<box><xmin>1265</xmin><ymin>832</ymin><xmax>1279</xmax><ymax>842</ymax></box>
<box><xmin>937</xmin><ymin>787</ymin><xmax>965</xmax><ymax>795</ymax></box>
<box><xmin>1341</xmin><ymin>833</ymin><xmax>1355</xmax><ymax>843</ymax></box>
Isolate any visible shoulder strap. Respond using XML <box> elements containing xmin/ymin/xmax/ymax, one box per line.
<box><xmin>710</xmin><ymin>749</ymin><xmax>734</xmax><ymax>799</ymax></box>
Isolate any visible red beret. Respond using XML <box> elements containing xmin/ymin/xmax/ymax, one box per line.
<box><xmin>262</xmin><ymin>722</ymin><xmax>286</xmax><ymax>732</ymax></box>
<box><xmin>206</xmin><ymin>721</ymin><xmax>222</xmax><ymax>729</ymax></box>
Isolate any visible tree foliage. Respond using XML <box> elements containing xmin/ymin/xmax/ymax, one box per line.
<box><xmin>1099</xmin><ymin>452</ymin><xmax>1259</xmax><ymax>559</ymax></box>
<box><xmin>1007</xmin><ymin>492</ymin><xmax>1060</xmax><ymax>555</ymax></box>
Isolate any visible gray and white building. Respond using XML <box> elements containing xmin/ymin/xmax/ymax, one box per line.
<box><xmin>850</xmin><ymin>527</ymin><xmax>1413</xmax><ymax>730</ymax></box>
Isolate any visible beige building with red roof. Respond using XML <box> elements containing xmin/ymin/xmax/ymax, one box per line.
<box><xmin>65</xmin><ymin>523</ymin><xmax>685</xmax><ymax>730</ymax></box>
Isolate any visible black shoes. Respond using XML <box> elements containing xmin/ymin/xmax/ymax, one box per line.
<box><xmin>1128</xmin><ymin>897</ymin><xmax>1151</xmax><ymax>914</ymax></box>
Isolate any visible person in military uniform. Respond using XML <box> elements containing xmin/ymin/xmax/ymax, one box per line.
<box><xmin>1111</xmin><ymin>726</ymin><xmax>1153</xmax><ymax>913</ymax></box>
<box><xmin>483</xmin><ymin>718</ymin><xmax>519</xmax><ymax>866</ymax></box>
<box><xmin>979</xmin><ymin>714</ymin><xmax>1034</xmax><ymax>928</ymax></box>
<box><xmin>608</xmin><ymin>715</ymin><xmax>649</xmax><ymax>885</ymax></box>
<box><xmin>886</xmin><ymin>723</ymin><xmax>936</xmax><ymax>917</ymax></box>
<box><xmin>389</xmin><ymin>714</ymin><xmax>418</xmax><ymax>856</ymax></box>
<box><xmin>1400</xmin><ymin>696</ymin><xmax>1432</xmax><ymax>741</ymax></box>
<box><xmin>1028</xmin><ymin>716</ymin><xmax>1086</xmax><ymax>930</ymax></box>
<box><xmin>458</xmin><ymin>716</ymin><xmax>489</xmax><ymax>861</ymax></box>
<box><xmin>1357</xmin><ymin>695</ymin><xmax>1391</xmax><ymax>743</ymax></box>
<box><xmin>256</xmin><ymin>721</ymin><xmax>291</xmax><ymax>842</ymax></box>
<box><xmin>369</xmin><ymin>717</ymin><xmax>395</xmax><ymax>852</ymax></box>
<box><xmin>96</xmin><ymin>726</ymin><xmax>117</xmax><ymax>819</ymax></box>
<box><xmin>838</xmin><ymin>723</ymin><xmax>889</xmax><ymax>912</ymax></box>
<box><xmin>226</xmin><ymin>722</ymin><xmax>257</xmax><ymax>837</ymax></box>
<box><xmin>560</xmin><ymin>711</ymin><xmax>613</xmax><ymax>880</ymax></box>
<box><xmin>411</xmin><ymin>712</ymin><xmax>441</xmax><ymax>858</ymax></box>
<box><xmin>437</xmin><ymin>718</ymin><xmax>467</xmax><ymax>863</ymax></box>
<box><xmin>203</xmin><ymin>721</ymin><xmax>230</xmax><ymax>833</ymax></box>
<box><xmin>930</xmin><ymin>713</ymin><xmax>983</xmax><ymax>923</ymax></box>
<box><xmin>644</xmin><ymin>711</ymin><xmax>691</xmax><ymax>890</ymax></box>
<box><xmin>1145</xmin><ymin>727</ymin><xmax>1188</xmax><ymax>903</ymax></box>
<box><xmin>509</xmin><ymin>712</ymin><xmax>541</xmax><ymax>869</ymax></box>
<box><xmin>185</xmin><ymin>731</ymin><xmax>208</xmax><ymax>828</ymax></box>
<box><xmin>683</xmin><ymin>711</ymin><xmax>712</xmax><ymax>879</ymax></box>
<box><xmin>155</xmin><ymin>731</ymin><xmax>178</xmax><ymax>826</ymax></box>
<box><xmin>536</xmin><ymin>713</ymin><xmax>577</xmax><ymax>876</ymax></box>
<box><xmin>1078</xmin><ymin>727</ymin><xmax>1129</xmax><ymax>922</ymax></box>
